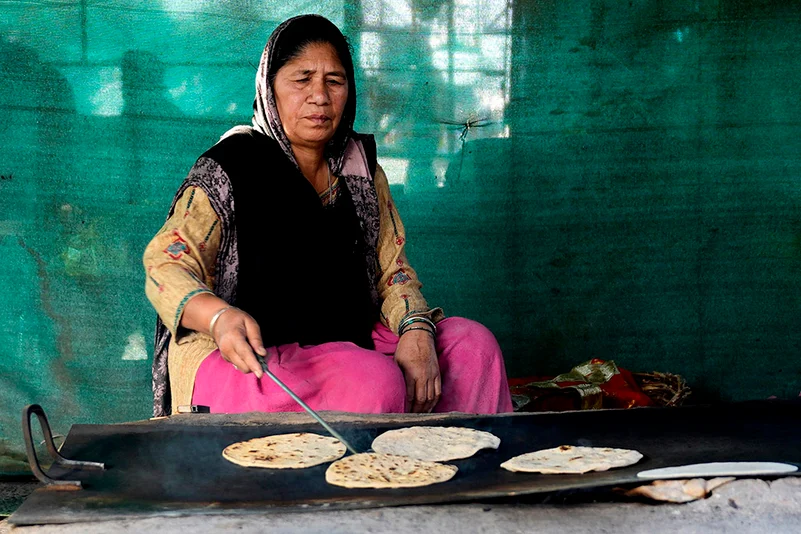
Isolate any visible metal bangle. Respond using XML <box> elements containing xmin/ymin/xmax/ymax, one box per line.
<box><xmin>400</xmin><ymin>326</ymin><xmax>435</xmax><ymax>337</ymax></box>
<box><xmin>399</xmin><ymin>316</ymin><xmax>435</xmax><ymax>329</ymax></box>
<box><xmin>399</xmin><ymin>315</ymin><xmax>437</xmax><ymax>335</ymax></box>
<box><xmin>208</xmin><ymin>305</ymin><xmax>235</xmax><ymax>339</ymax></box>
<box><xmin>398</xmin><ymin>322</ymin><xmax>436</xmax><ymax>337</ymax></box>
<box><xmin>399</xmin><ymin>321</ymin><xmax>435</xmax><ymax>336</ymax></box>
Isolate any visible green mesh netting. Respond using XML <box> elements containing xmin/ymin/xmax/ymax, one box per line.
<box><xmin>2</xmin><ymin>0</ymin><xmax>801</xmax><ymax>475</ymax></box>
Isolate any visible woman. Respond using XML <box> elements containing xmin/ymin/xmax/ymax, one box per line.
<box><xmin>144</xmin><ymin>14</ymin><xmax>513</xmax><ymax>417</ymax></box>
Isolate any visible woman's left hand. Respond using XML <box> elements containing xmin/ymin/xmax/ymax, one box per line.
<box><xmin>394</xmin><ymin>330</ymin><xmax>440</xmax><ymax>413</ymax></box>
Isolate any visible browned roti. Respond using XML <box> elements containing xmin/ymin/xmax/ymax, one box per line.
<box><xmin>222</xmin><ymin>433</ymin><xmax>346</xmax><ymax>469</ymax></box>
<box><xmin>325</xmin><ymin>453</ymin><xmax>458</xmax><ymax>488</ymax></box>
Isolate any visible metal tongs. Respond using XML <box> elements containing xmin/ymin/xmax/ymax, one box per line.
<box><xmin>255</xmin><ymin>354</ymin><xmax>360</xmax><ymax>455</ymax></box>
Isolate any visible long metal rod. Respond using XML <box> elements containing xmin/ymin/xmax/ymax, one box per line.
<box><xmin>258</xmin><ymin>360</ymin><xmax>360</xmax><ymax>455</ymax></box>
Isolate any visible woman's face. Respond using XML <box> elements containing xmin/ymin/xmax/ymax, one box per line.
<box><xmin>273</xmin><ymin>42</ymin><xmax>349</xmax><ymax>152</ymax></box>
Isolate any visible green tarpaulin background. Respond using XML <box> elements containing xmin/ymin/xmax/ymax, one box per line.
<box><xmin>2</xmin><ymin>0</ymin><xmax>801</xmax><ymax>475</ymax></box>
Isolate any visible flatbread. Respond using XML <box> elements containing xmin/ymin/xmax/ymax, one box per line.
<box><xmin>222</xmin><ymin>433</ymin><xmax>346</xmax><ymax>469</ymax></box>
<box><xmin>501</xmin><ymin>445</ymin><xmax>643</xmax><ymax>474</ymax></box>
<box><xmin>371</xmin><ymin>426</ymin><xmax>501</xmax><ymax>462</ymax></box>
<box><xmin>325</xmin><ymin>453</ymin><xmax>458</xmax><ymax>488</ymax></box>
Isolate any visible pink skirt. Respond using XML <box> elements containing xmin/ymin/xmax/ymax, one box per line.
<box><xmin>192</xmin><ymin>317</ymin><xmax>513</xmax><ymax>414</ymax></box>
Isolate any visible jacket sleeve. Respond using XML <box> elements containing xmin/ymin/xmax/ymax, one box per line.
<box><xmin>374</xmin><ymin>164</ymin><xmax>444</xmax><ymax>334</ymax></box>
<box><xmin>143</xmin><ymin>186</ymin><xmax>222</xmax><ymax>341</ymax></box>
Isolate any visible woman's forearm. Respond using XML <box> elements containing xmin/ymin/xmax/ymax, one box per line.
<box><xmin>143</xmin><ymin>186</ymin><xmax>224</xmax><ymax>336</ymax></box>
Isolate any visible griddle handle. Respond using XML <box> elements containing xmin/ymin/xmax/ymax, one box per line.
<box><xmin>22</xmin><ymin>404</ymin><xmax>105</xmax><ymax>489</ymax></box>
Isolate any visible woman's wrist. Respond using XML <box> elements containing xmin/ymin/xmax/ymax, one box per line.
<box><xmin>399</xmin><ymin>326</ymin><xmax>435</xmax><ymax>338</ymax></box>
<box><xmin>209</xmin><ymin>305</ymin><xmax>236</xmax><ymax>339</ymax></box>
<box><xmin>180</xmin><ymin>292</ymin><xmax>233</xmax><ymax>335</ymax></box>
<box><xmin>398</xmin><ymin>315</ymin><xmax>437</xmax><ymax>337</ymax></box>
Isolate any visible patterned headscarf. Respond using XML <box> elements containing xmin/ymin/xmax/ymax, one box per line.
<box><xmin>223</xmin><ymin>14</ymin><xmax>357</xmax><ymax>175</ymax></box>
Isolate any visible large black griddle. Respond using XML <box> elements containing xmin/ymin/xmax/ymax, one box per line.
<box><xmin>10</xmin><ymin>400</ymin><xmax>801</xmax><ymax>526</ymax></box>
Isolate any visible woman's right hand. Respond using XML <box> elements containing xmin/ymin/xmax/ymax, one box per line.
<box><xmin>181</xmin><ymin>293</ymin><xmax>266</xmax><ymax>378</ymax></box>
<box><xmin>211</xmin><ymin>307</ymin><xmax>267</xmax><ymax>377</ymax></box>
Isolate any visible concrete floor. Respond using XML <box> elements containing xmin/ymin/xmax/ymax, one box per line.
<box><xmin>2</xmin><ymin>478</ymin><xmax>800</xmax><ymax>533</ymax></box>
<box><xmin>0</xmin><ymin>480</ymin><xmax>37</xmax><ymax>518</ymax></box>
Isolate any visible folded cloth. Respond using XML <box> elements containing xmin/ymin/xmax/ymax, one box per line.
<box><xmin>510</xmin><ymin>359</ymin><xmax>654</xmax><ymax>412</ymax></box>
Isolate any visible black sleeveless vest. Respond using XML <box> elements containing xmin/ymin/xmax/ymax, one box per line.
<box><xmin>202</xmin><ymin>132</ymin><xmax>378</xmax><ymax>349</ymax></box>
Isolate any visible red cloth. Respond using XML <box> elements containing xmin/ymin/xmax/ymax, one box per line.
<box><xmin>510</xmin><ymin>359</ymin><xmax>653</xmax><ymax>412</ymax></box>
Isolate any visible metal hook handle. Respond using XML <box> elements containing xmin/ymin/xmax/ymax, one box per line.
<box><xmin>22</xmin><ymin>404</ymin><xmax>104</xmax><ymax>489</ymax></box>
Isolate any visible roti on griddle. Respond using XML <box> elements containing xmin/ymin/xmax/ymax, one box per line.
<box><xmin>222</xmin><ymin>433</ymin><xmax>346</xmax><ymax>469</ymax></box>
<box><xmin>371</xmin><ymin>426</ymin><xmax>501</xmax><ymax>462</ymax></box>
<box><xmin>325</xmin><ymin>453</ymin><xmax>458</xmax><ymax>488</ymax></box>
<box><xmin>501</xmin><ymin>445</ymin><xmax>643</xmax><ymax>474</ymax></box>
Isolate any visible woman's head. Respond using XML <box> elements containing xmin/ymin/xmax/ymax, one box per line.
<box><xmin>252</xmin><ymin>15</ymin><xmax>356</xmax><ymax>163</ymax></box>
